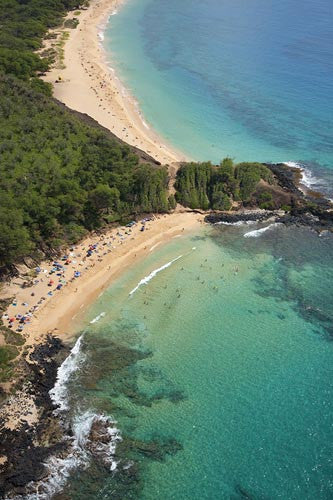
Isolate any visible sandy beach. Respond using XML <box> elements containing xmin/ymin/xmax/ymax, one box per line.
<box><xmin>42</xmin><ymin>0</ymin><xmax>186</xmax><ymax>165</ymax></box>
<box><xmin>1</xmin><ymin>212</ymin><xmax>203</xmax><ymax>349</ymax></box>
<box><xmin>0</xmin><ymin>0</ymin><xmax>200</xmax><ymax>368</ymax></box>
<box><xmin>0</xmin><ymin>0</ymin><xmax>202</xmax><ymax>443</ymax></box>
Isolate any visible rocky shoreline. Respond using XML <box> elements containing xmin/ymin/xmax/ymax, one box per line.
<box><xmin>0</xmin><ymin>335</ymin><xmax>122</xmax><ymax>499</ymax></box>
<box><xmin>205</xmin><ymin>163</ymin><xmax>333</xmax><ymax>231</ymax></box>
<box><xmin>0</xmin><ymin>332</ymin><xmax>185</xmax><ymax>499</ymax></box>
<box><xmin>0</xmin><ymin>336</ymin><xmax>69</xmax><ymax>498</ymax></box>
<box><xmin>0</xmin><ymin>162</ymin><xmax>331</xmax><ymax>498</ymax></box>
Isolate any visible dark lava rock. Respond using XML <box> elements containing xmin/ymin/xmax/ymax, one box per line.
<box><xmin>205</xmin><ymin>210</ymin><xmax>277</xmax><ymax>225</ymax></box>
<box><xmin>264</xmin><ymin>162</ymin><xmax>304</xmax><ymax>196</ymax></box>
<box><xmin>0</xmin><ymin>336</ymin><xmax>69</xmax><ymax>498</ymax></box>
<box><xmin>277</xmin><ymin>206</ymin><xmax>333</xmax><ymax>230</ymax></box>
<box><xmin>206</xmin><ymin>163</ymin><xmax>333</xmax><ymax>232</ymax></box>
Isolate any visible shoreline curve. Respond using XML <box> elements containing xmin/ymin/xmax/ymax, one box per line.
<box><xmin>42</xmin><ymin>0</ymin><xmax>187</xmax><ymax>165</ymax></box>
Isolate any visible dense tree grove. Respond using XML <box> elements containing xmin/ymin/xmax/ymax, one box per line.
<box><xmin>0</xmin><ymin>75</ymin><xmax>170</xmax><ymax>267</ymax></box>
<box><xmin>0</xmin><ymin>0</ymin><xmax>276</xmax><ymax>271</ymax></box>
<box><xmin>0</xmin><ymin>0</ymin><xmax>174</xmax><ymax>268</ymax></box>
<box><xmin>175</xmin><ymin>159</ymin><xmax>273</xmax><ymax>210</ymax></box>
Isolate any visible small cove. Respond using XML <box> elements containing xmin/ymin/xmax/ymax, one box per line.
<box><xmin>60</xmin><ymin>224</ymin><xmax>333</xmax><ymax>498</ymax></box>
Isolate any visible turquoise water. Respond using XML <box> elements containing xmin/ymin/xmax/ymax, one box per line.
<box><xmin>62</xmin><ymin>224</ymin><xmax>333</xmax><ymax>499</ymax></box>
<box><xmin>53</xmin><ymin>2</ymin><xmax>333</xmax><ymax>496</ymax></box>
<box><xmin>105</xmin><ymin>0</ymin><xmax>333</xmax><ymax>195</ymax></box>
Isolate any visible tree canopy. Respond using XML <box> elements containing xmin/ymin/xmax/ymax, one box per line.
<box><xmin>175</xmin><ymin>159</ymin><xmax>274</xmax><ymax>210</ymax></box>
<box><xmin>0</xmin><ymin>75</ymin><xmax>169</xmax><ymax>267</ymax></box>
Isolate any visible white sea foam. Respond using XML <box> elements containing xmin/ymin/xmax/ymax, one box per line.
<box><xmin>300</xmin><ymin>168</ymin><xmax>322</xmax><ymax>189</ymax></box>
<box><xmin>22</xmin><ymin>412</ymin><xmax>122</xmax><ymax>500</ymax></box>
<box><xmin>215</xmin><ymin>220</ymin><xmax>257</xmax><ymax>226</ymax></box>
<box><xmin>284</xmin><ymin>161</ymin><xmax>321</xmax><ymax>189</ymax></box>
<box><xmin>149</xmin><ymin>242</ymin><xmax>161</xmax><ymax>252</ymax></box>
<box><xmin>90</xmin><ymin>312</ymin><xmax>106</xmax><ymax>324</ymax></box>
<box><xmin>142</xmin><ymin>119</ymin><xmax>150</xmax><ymax>129</ymax></box>
<box><xmin>129</xmin><ymin>255</ymin><xmax>183</xmax><ymax>296</ymax></box>
<box><xmin>244</xmin><ymin>223</ymin><xmax>281</xmax><ymax>238</ymax></box>
<box><xmin>18</xmin><ymin>336</ymin><xmax>122</xmax><ymax>499</ymax></box>
<box><xmin>49</xmin><ymin>335</ymin><xmax>85</xmax><ymax>414</ymax></box>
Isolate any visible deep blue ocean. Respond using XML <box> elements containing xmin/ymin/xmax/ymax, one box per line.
<box><xmin>106</xmin><ymin>0</ymin><xmax>333</xmax><ymax>196</ymax></box>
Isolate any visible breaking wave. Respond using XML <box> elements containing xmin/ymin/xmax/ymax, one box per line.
<box><xmin>19</xmin><ymin>336</ymin><xmax>122</xmax><ymax>499</ymax></box>
<box><xmin>215</xmin><ymin>220</ymin><xmax>257</xmax><ymax>226</ymax></box>
<box><xmin>49</xmin><ymin>335</ymin><xmax>85</xmax><ymax>414</ymax></box>
<box><xmin>129</xmin><ymin>255</ymin><xmax>183</xmax><ymax>296</ymax></box>
<box><xmin>23</xmin><ymin>412</ymin><xmax>121</xmax><ymax>500</ymax></box>
<box><xmin>284</xmin><ymin>161</ymin><xmax>322</xmax><ymax>190</ymax></box>
<box><xmin>90</xmin><ymin>312</ymin><xmax>106</xmax><ymax>324</ymax></box>
<box><xmin>244</xmin><ymin>223</ymin><xmax>281</xmax><ymax>238</ymax></box>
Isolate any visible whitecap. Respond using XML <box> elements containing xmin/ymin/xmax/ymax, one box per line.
<box><xmin>215</xmin><ymin>220</ymin><xmax>257</xmax><ymax>226</ymax></box>
<box><xmin>49</xmin><ymin>335</ymin><xmax>85</xmax><ymax>414</ymax></box>
<box><xmin>129</xmin><ymin>255</ymin><xmax>183</xmax><ymax>296</ymax></box>
<box><xmin>244</xmin><ymin>223</ymin><xmax>281</xmax><ymax>238</ymax></box>
<box><xmin>89</xmin><ymin>312</ymin><xmax>106</xmax><ymax>324</ymax></box>
<box><xmin>23</xmin><ymin>412</ymin><xmax>122</xmax><ymax>500</ymax></box>
<box><xmin>284</xmin><ymin>161</ymin><xmax>321</xmax><ymax>190</ymax></box>
<box><xmin>300</xmin><ymin>168</ymin><xmax>322</xmax><ymax>189</ymax></box>
<box><xmin>21</xmin><ymin>335</ymin><xmax>122</xmax><ymax>499</ymax></box>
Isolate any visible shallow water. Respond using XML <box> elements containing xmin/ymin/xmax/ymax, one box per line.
<box><xmin>104</xmin><ymin>0</ymin><xmax>333</xmax><ymax>196</ymax></box>
<box><xmin>58</xmin><ymin>224</ymin><xmax>333</xmax><ymax>499</ymax></box>
<box><xmin>49</xmin><ymin>4</ymin><xmax>333</xmax><ymax>494</ymax></box>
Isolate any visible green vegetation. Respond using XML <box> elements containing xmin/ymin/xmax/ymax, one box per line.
<box><xmin>175</xmin><ymin>159</ymin><xmax>274</xmax><ymax>210</ymax></box>
<box><xmin>64</xmin><ymin>18</ymin><xmax>79</xmax><ymax>29</ymax></box>
<box><xmin>258</xmin><ymin>191</ymin><xmax>274</xmax><ymax>210</ymax></box>
<box><xmin>54</xmin><ymin>31</ymin><xmax>70</xmax><ymax>70</ymax></box>
<box><xmin>0</xmin><ymin>0</ymin><xmax>86</xmax><ymax>86</ymax></box>
<box><xmin>0</xmin><ymin>75</ymin><xmax>169</xmax><ymax>268</ymax></box>
<box><xmin>168</xmin><ymin>194</ymin><xmax>177</xmax><ymax>211</ymax></box>
<box><xmin>0</xmin><ymin>0</ymin><xmax>172</xmax><ymax>385</ymax></box>
<box><xmin>0</xmin><ymin>0</ymin><xmax>172</xmax><ymax>271</ymax></box>
<box><xmin>235</xmin><ymin>162</ymin><xmax>273</xmax><ymax>201</ymax></box>
<box><xmin>0</xmin><ymin>346</ymin><xmax>19</xmax><ymax>382</ymax></box>
<box><xmin>1</xmin><ymin>327</ymin><xmax>25</xmax><ymax>346</ymax></box>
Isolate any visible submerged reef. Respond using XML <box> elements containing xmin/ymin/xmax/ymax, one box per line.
<box><xmin>0</xmin><ymin>326</ymin><xmax>185</xmax><ymax>498</ymax></box>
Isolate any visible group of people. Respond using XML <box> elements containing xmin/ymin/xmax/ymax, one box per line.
<box><xmin>2</xmin><ymin>221</ymin><xmax>146</xmax><ymax>336</ymax></box>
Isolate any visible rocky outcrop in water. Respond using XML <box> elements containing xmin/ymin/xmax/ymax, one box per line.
<box><xmin>205</xmin><ymin>163</ymin><xmax>333</xmax><ymax>232</ymax></box>
<box><xmin>205</xmin><ymin>209</ymin><xmax>280</xmax><ymax>225</ymax></box>
<box><xmin>264</xmin><ymin>162</ymin><xmax>304</xmax><ymax>196</ymax></box>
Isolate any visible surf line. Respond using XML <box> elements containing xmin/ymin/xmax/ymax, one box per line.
<box><xmin>90</xmin><ymin>312</ymin><xmax>106</xmax><ymax>324</ymax></box>
<box><xmin>129</xmin><ymin>255</ymin><xmax>183</xmax><ymax>296</ymax></box>
<box><xmin>129</xmin><ymin>247</ymin><xmax>197</xmax><ymax>296</ymax></box>
<box><xmin>243</xmin><ymin>223</ymin><xmax>281</xmax><ymax>238</ymax></box>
